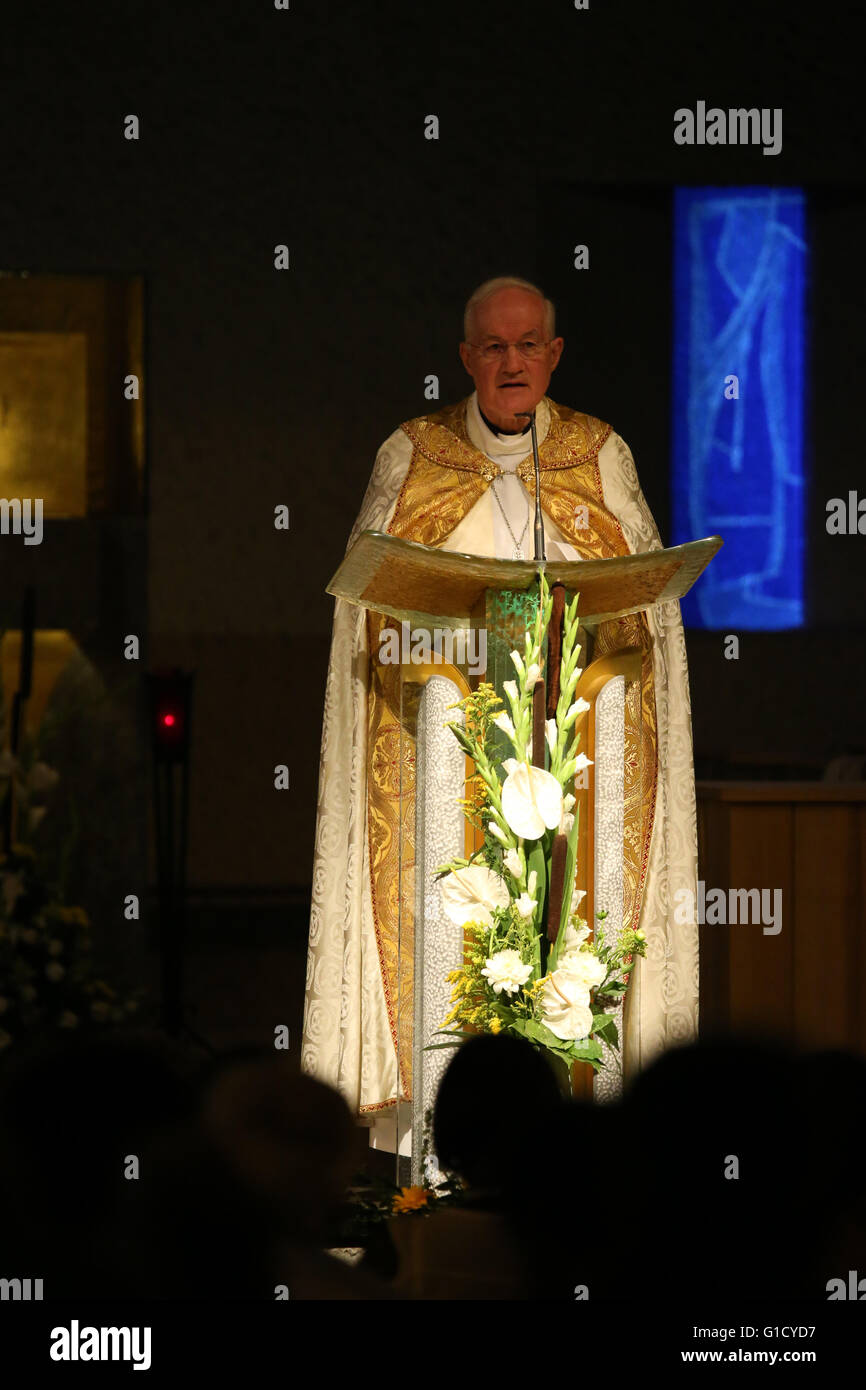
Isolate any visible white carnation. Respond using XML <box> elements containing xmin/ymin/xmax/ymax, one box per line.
<box><xmin>481</xmin><ymin>949</ymin><xmax>532</xmax><ymax>996</ymax></box>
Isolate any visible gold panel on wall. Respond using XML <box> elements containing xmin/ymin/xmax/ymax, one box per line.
<box><xmin>0</xmin><ymin>273</ymin><xmax>145</xmax><ymax>515</ymax></box>
<box><xmin>0</xmin><ymin>331</ymin><xmax>88</xmax><ymax>517</ymax></box>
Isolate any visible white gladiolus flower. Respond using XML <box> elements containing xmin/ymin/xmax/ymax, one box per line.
<box><xmin>574</xmin><ymin>753</ymin><xmax>593</xmax><ymax>772</ymax></box>
<box><xmin>502</xmin><ymin>680</ymin><xmax>518</xmax><ymax>703</ymax></box>
<box><xmin>528</xmin><ymin>870</ymin><xmax>538</xmax><ymax>895</ymax></box>
<box><xmin>559</xmin><ymin>810</ymin><xmax>575</xmax><ymax>837</ymax></box>
<box><xmin>488</xmin><ymin>821</ymin><xmax>508</xmax><ymax>844</ymax></box>
<box><xmin>503</xmin><ymin>848</ymin><xmax>522</xmax><ymax>878</ymax></box>
<box><xmin>515</xmin><ymin>892</ymin><xmax>537</xmax><ymax>920</ymax></box>
<box><xmin>571</xmin><ymin>886</ymin><xmax>586</xmax><ymax>912</ymax></box>
<box><xmin>494</xmin><ymin>711</ymin><xmax>516</xmax><ymax>739</ymax></box>
<box><xmin>481</xmin><ymin>949</ymin><xmax>532</xmax><ymax>996</ymax></box>
<box><xmin>563</xmin><ymin>793</ymin><xmax>575</xmax><ymax>812</ymax></box>
<box><xmin>541</xmin><ymin>968</ymin><xmax>594</xmax><ymax>1041</ymax></box>
<box><xmin>510</xmin><ymin>649</ymin><xmax>525</xmax><ymax>678</ymax></box>
<box><xmin>561</xmin><ymin>921</ymin><xmax>589</xmax><ymax>954</ymax></box>
<box><xmin>567</xmin><ymin>697</ymin><xmax>591</xmax><ymax>721</ymax></box>
<box><xmin>501</xmin><ymin>763</ymin><xmax>563</xmax><ymax>840</ymax></box>
<box><xmin>526</xmin><ymin>662</ymin><xmax>541</xmax><ymax>687</ymax></box>
<box><xmin>545</xmin><ymin>719</ymin><xmax>557</xmax><ymax>755</ymax></box>
<box><xmin>440</xmin><ymin>864</ymin><xmax>511</xmax><ymax>927</ymax></box>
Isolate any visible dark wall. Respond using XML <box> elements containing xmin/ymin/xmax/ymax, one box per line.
<box><xmin>2</xmin><ymin>1</ymin><xmax>865</xmax><ymax>889</ymax></box>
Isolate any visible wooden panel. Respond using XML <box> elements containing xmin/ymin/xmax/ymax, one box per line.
<box><xmin>793</xmin><ymin>805</ymin><xmax>860</xmax><ymax>1050</ymax></box>
<box><xmin>727</xmin><ymin>804</ymin><xmax>794</xmax><ymax>1038</ymax></box>
<box><xmin>697</xmin><ymin>783</ymin><xmax>866</xmax><ymax>1059</ymax></box>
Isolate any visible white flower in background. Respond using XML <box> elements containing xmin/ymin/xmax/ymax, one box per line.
<box><xmin>509</xmin><ymin>649</ymin><xmax>525</xmax><ymax>678</ymax></box>
<box><xmin>501</xmin><ymin>763</ymin><xmax>563</xmax><ymax>840</ymax></box>
<box><xmin>502</xmin><ymin>680</ymin><xmax>519</xmax><ymax>703</ymax></box>
<box><xmin>440</xmin><ymin>863</ymin><xmax>510</xmax><ymax>927</ymax></box>
<box><xmin>574</xmin><ymin>753</ymin><xmax>594</xmax><ymax>773</ymax></box>
<box><xmin>541</xmin><ymin>968</ymin><xmax>594</xmax><ymax>1041</ymax></box>
<box><xmin>45</xmin><ymin>962</ymin><xmax>65</xmax><ymax>983</ymax></box>
<box><xmin>559</xmin><ymin>808</ymin><xmax>575</xmax><ymax>836</ymax></box>
<box><xmin>563</xmin><ymin>793</ymin><xmax>575</xmax><ymax>813</ymax></box>
<box><xmin>493</xmin><ymin>711</ymin><xmax>516</xmax><ymax>739</ymax></box>
<box><xmin>488</xmin><ymin>821</ymin><xmax>508</xmax><ymax>844</ymax></box>
<box><xmin>567</xmin><ymin>697</ymin><xmax>591</xmax><ymax>721</ymax></box>
<box><xmin>561</xmin><ymin>921</ymin><xmax>589</xmax><ymax>954</ymax></box>
<box><xmin>481</xmin><ymin>949</ymin><xmax>532</xmax><ymax>996</ymax></box>
<box><xmin>545</xmin><ymin>719</ymin><xmax>557</xmax><ymax>755</ymax></box>
<box><xmin>59</xmin><ymin>1011</ymin><xmax>79</xmax><ymax>1028</ymax></box>
<box><xmin>503</xmin><ymin>848</ymin><xmax>522</xmax><ymax>879</ymax></box>
<box><xmin>566</xmin><ymin>916</ymin><xmax>590</xmax><ymax>948</ymax></box>
<box><xmin>526</xmin><ymin>662</ymin><xmax>541</xmax><ymax>688</ymax></box>
<box><xmin>515</xmin><ymin>891</ymin><xmax>537</xmax><ymax>920</ymax></box>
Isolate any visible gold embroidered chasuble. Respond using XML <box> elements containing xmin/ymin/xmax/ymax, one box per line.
<box><xmin>364</xmin><ymin>395</ymin><xmax>659</xmax><ymax>1106</ymax></box>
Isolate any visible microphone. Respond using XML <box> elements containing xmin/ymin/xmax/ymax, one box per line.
<box><xmin>516</xmin><ymin>409</ymin><xmax>546</xmax><ymax>563</ymax></box>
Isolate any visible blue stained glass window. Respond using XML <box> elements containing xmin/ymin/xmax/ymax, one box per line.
<box><xmin>672</xmin><ymin>187</ymin><xmax>807</xmax><ymax>629</ymax></box>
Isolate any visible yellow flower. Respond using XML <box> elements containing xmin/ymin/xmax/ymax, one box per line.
<box><xmin>392</xmin><ymin>1186</ymin><xmax>430</xmax><ymax>1214</ymax></box>
<box><xmin>490</xmin><ymin>1017</ymin><xmax>502</xmax><ymax>1034</ymax></box>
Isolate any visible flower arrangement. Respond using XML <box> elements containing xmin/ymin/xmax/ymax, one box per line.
<box><xmin>0</xmin><ymin>751</ymin><xmax>143</xmax><ymax>1049</ymax></box>
<box><xmin>433</xmin><ymin>571</ymin><xmax>646</xmax><ymax>1089</ymax></box>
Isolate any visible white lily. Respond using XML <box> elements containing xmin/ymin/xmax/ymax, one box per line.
<box><xmin>540</xmin><ymin>968</ymin><xmax>594</xmax><ymax>1041</ymax></box>
<box><xmin>501</xmin><ymin>761</ymin><xmax>563</xmax><ymax>840</ymax></box>
<box><xmin>440</xmin><ymin>863</ymin><xmax>510</xmax><ymax>927</ymax></box>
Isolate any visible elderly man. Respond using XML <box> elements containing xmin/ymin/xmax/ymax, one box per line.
<box><xmin>301</xmin><ymin>276</ymin><xmax>698</xmax><ymax>1137</ymax></box>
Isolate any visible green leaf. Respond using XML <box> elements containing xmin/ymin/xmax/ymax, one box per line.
<box><xmin>591</xmin><ymin>1013</ymin><xmax>619</xmax><ymax>1047</ymax></box>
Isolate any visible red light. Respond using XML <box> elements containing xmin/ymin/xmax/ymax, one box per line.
<box><xmin>163</xmin><ymin>713</ymin><xmax>176</xmax><ymax>727</ymax></box>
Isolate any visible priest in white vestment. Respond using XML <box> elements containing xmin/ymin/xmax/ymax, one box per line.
<box><xmin>301</xmin><ymin>277</ymin><xmax>699</xmax><ymax>1134</ymax></box>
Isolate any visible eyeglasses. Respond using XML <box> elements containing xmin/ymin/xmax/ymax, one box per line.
<box><xmin>467</xmin><ymin>338</ymin><xmax>551</xmax><ymax>362</ymax></box>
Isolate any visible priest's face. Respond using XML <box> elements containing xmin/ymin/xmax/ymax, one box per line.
<box><xmin>459</xmin><ymin>287</ymin><xmax>564</xmax><ymax>432</ymax></box>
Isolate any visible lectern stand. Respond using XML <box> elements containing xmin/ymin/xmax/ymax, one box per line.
<box><xmin>327</xmin><ymin>530</ymin><xmax>722</xmax><ymax>1183</ymax></box>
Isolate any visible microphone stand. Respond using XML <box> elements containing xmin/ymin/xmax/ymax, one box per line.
<box><xmin>516</xmin><ymin>409</ymin><xmax>546</xmax><ymax>562</ymax></box>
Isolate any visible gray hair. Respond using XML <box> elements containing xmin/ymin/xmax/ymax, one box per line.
<box><xmin>463</xmin><ymin>276</ymin><xmax>555</xmax><ymax>341</ymax></box>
